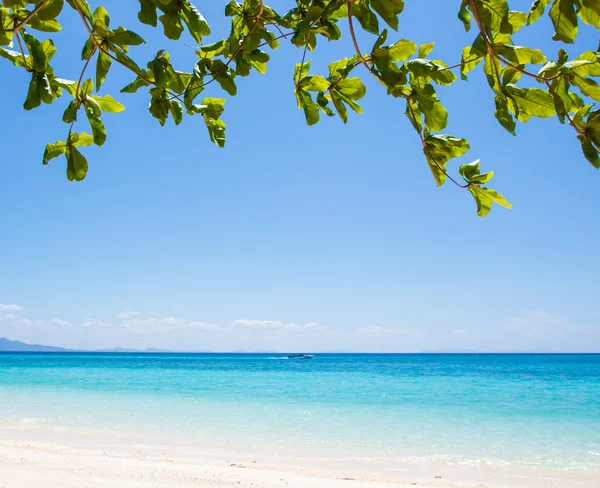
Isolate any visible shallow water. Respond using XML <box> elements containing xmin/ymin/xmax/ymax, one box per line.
<box><xmin>1</xmin><ymin>353</ymin><xmax>599</xmax><ymax>469</ymax></box>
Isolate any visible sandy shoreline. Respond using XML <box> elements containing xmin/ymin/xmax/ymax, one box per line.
<box><xmin>0</xmin><ymin>437</ymin><xmax>599</xmax><ymax>488</ymax></box>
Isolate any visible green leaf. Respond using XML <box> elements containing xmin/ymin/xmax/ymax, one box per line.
<box><xmin>209</xmin><ymin>59</ymin><xmax>237</xmax><ymax>95</ymax></box>
<box><xmin>66</xmin><ymin>0</ymin><xmax>92</xmax><ymax>22</ymax></box>
<box><xmin>352</xmin><ymin>2</ymin><xmax>379</xmax><ymax>35</ymax></box>
<box><xmin>468</xmin><ymin>185</ymin><xmax>511</xmax><ymax>217</ymax></box>
<box><xmin>294</xmin><ymin>60</ymin><xmax>310</xmax><ymax>83</ymax></box>
<box><xmin>458</xmin><ymin>0</ymin><xmax>471</xmax><ymax>31</ymax></box>
<box><xmin>65</xmin><ymin>146</ymin><xmax>88</xmax><ymax>181</ymax></box>
<box><xmin>505</xmin><ymin>85</ymin><xmax>556</xmax><ymax>118</ymax></box>
<box><xmin>388</xmin><ymin>39</ymin><xmax>417</xmax><ymax>61</ymax></box>
<box><xmin>299</xmin><ymin>75</ymin><xmax>330</xmax><ymax>92</ymax></box>
<box><xmin>84</xmin><ymin>102</ymin><xmax>107</xmax><ymax>146</ymax></box>
<box><xmin>138</xmin><ymin>0</ymin><xmax>157</xmax><ymax>27</ymax></box>
<box><xmin>55</xmin><ymin>78</ymin><xmax>78</xmax><ymax>97</ymax></box>
<box><xmin>149</xmin><ymin>55</ymin><xmax>175</xmax><ymax>88</ymax></box>
<box><xmin>89</xmin><ymin>94</ymin><xmax>125</xmax><ymax>112</ymax></box>
<box><xmin>335</xmin><ymin>78</ymin><xmax>366</xmax><ymax>100</ymax></box>
<box><xmin>121</xmin><ymin>75</ymin><xmax>150</xmax><ymax>94</ymax></box>
<box><xmin>370</xmin><ymin>0</ymin><xmax>405</xmax><ymax>31</ymax></box>
<box><xmin>423</xmin><ymin>134</ymin><xmax>470</xmax><ymax>186</ymax></box>
<box><xmin>578</xmin><ymin>135</ymin><xmax>600</xmax><ymax>168</ymax></box>
<box><xmin>23</xmin><ymin>33</ymin><xmax>50</xmax><ymax>72</ymax></box>
<box><xmin>92</xmin><ymin>6</ymin><xmax>110</xmax><ymax>29</ymax></box>
<box><xmin>415</xmin><ymin>89</ymin><xmax>447</xmax><ymax>132</ymax></box>
<box><xmin>0</xmin><ymin>48</ymin><xmax>27</xmax><ymax>68</ymax></box>
<box><xmin>43</xmin><ymin>139</ymin><xmax>67</xmax><ymax>164</ymax></box>
<box><xmin>69</xmin><ymin>131</ymin><xmax>94</xmax><ymax>146</ymax></box>
<box><xmin>113</xmin><ymin>49</ymin><xmax>141</xmax><ymax>74</ymax></box>
<box><xmin>527</xmin><ymin>0</ymin><xmax>552</xmax><ymax>24</ymax></box>
<box><xmin>81</xmin><ymin>38</ymin><xmax>95</xmax><ymax>60</ymax></box>
<box><xmin>180</xmin><ymin>0</ymin><xmax>210</xmax><ymax>43</ymax></box>
<box><xmin>572</xmin><ymin>75</ymin><xmax>600</xmax><ymax>102</ymax></box>
<box><xmin>460</xmin><ymin>44</ymin><xmax>484</xmax><ymax>80</ymax></box>
<box><xmin>566</xmin><ymin>51</ymin><xmax>600</xmax><ymax>76</ymax></box>
<box><xmin>476</xmin><ymin>0</ymin><xmax>510</xmax><ymax>32</ymax></box>
<box><xmin>24</xmin><ymin>76</ymin><xmax>42</xmax><ymax>110</ymax></box>
<box><xmin>296</xmin><ymin>90</ymin><xmax>320</xmax><ymax>126</ymax></box>
<box><xmin>159</xmin><ymin>4</ymin><xmax>184</xmax><ymax>40</ymax></box>
<box><xmin>36</xmin><ymin>0</ymin><xmax>64</xmax><ymax>21</ymax></box>
<box><xmin>494</xmin><ymin>45</ymin><xmax>546</xmax><ymax>65</ymax></box>
<box><xmin>494</xmin><ymin>95</ymin><xmax>516</xmax><ymax>135</ymax></box>
<box><xmin>96</xmin><ymin>50</ymin><xmax>112</xmax><ymax>91</ymax></box>
<box><xmin>200</xmin><ymin>97</ymin><xmax>226</xmax><ymax>147</ymax></box>
<box><xmin>110</xmin><ymin>27</ymin><xmax>145</xmax><ymax>46</ymax></box>
<box><xmin>418</xmin><ymin>42</ymin><xmax>434</xmax><ymax>58</ymax></box>
<box><xmin>27</xmin><ymin>15</ymin><xmax>61</xmax><ymax>32</ymax></box>
<box><xmin>549</xmin><ymin>0</ymin><xmax>578</xmax><ymax>43</ymax></box>
<box><xmin>62</xmin><ymin>100</ymin><xmax>79</xmax><ymax>123</ymax></box>
<box><xmin>81</xmin><ymin>78</ymin><xmax>93</xmax><ymax>97</ymax></box>
<box><xmin>169</xmin><ymin>99</ymin><xmax>183</xmax><ymax>125</ymax></box>
<box><xmin>579</xmin><ymin>0</ymin><xmax>600</xmax><ymax>28</ymax></box>
<box><xmin>149</xmin><ymin>94</ymin><xmax>169</xmax><ymax>126</ymax></box>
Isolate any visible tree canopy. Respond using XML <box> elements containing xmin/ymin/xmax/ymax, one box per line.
<box><xmin>1</xmin><ymin>0</ymin><xmax>599</xmax><ymax>216</ymax></box>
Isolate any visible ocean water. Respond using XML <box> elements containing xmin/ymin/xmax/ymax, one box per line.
<box><xmin>0</xmin><ymin>353</ymin><xmax>599</xmax><ymax>470</ymax></box>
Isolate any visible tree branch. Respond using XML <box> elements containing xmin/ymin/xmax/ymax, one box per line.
<box><xmin>169</xmin><ymin>0</ymin><xmax>264</xmax><ymax>101</ymax></box>
<box><xmin>347</xmin><ymin>0</ymin><xmax>468</xmax><ymax>189</ymax></box>
<box><xmin>11</xmin><ymin>0</ymin><xmax>48</xmax><ymax>33</ymax></box>
<box><xmin>76</xmin><ymin>49</ymin><xmax>95</xmax><ymax>100</ymax></box>
<box><xmin>14</xmin><ymin>31</ymin><xmax>30</xmax><ymax>72</ymax></box>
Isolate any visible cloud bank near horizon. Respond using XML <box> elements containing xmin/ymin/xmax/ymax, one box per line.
<box><xmin>0</xmin><ymin>303</ymin><xmax>597</xmax><ymax>353</ymax></box>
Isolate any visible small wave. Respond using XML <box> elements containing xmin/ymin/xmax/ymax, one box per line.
<box><xmin>268</xmin><ymin>357</ymin><xmax>289</xmax><ymax>360</ymax></box>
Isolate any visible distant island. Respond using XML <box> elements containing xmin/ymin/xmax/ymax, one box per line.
<box><xmin>0</xmin><ymin>337</ymin><xmax>69</xmax><ymax>352</ymax></box>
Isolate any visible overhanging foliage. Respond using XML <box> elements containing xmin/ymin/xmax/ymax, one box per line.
<box><xmin>1</xmin><ymin>0</ymin><xmax>599</xmax><ymax>216</ymax></box>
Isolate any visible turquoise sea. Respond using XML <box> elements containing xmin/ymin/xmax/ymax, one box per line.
<box><xmin>1</xmin><ymin>353</ymin><xmax>599</xmax><ymax>469</ymax></box>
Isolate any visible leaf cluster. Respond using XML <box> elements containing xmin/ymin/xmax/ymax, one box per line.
<box><xmin>1</xmin><ymin>0</ymin><xmax>600</xmax><ymax>216</ymax></box>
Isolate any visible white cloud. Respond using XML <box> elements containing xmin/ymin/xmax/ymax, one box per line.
<box><xmin>232</xmin><ymin>319</ymin><xmax>298</xmax><ymax>331</ymax></box>
<box><xmin>452</xmin><ymin>329</ymin><xmax>467</xmax><ymax>335</ymax></box>
<box><xmin>358</xmin><ymin>326</ymin><xmax>426</xmax><ymax>338</ymax></box>
<box><xmin>81</xmin><ymin>318</ymin><xmax>104</xmax><ymax>328</ymax></box>
<box><xmin>51</xmin><ymin>318</ymin><xmax>70</xmax><ymax>326</ymax></box>
<box><xmin>188</xmin><ymin>321</ymin><xmax>222</xmax><ymax>331</ymax></box>
<box><xmin>230</xmin><ymin>320</ymin><xmax>325</xmax><ymax>332</ymax></box>
<box><xmin>116</xmin><ymin>310</ymin><xmax>140</xmax><ymax>319</ymax></box>
<box><xmin>0</xmin><ymin>304</ymin><xmax>24</xmax><ymax>312</ymax></box>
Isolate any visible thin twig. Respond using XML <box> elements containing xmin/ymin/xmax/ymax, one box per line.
<box><xmin>76</xmin><ymin>50</ymin><xmax>95</xmax><ymax>100</ymax></box>
<box><xmin>257</xmin><ymin>31</ymin><xmax>293</xmax><ymax>49</ymax></box>
<box><xmin>468</xmin><ymin>0</ymin><xmax>589</xmax><ymax>146</ymax></box>
<box><xmin>69</xmin><ymin>0</ymin><xmax>186</xmax><ymax>104</ymax></box>
<box><xmin>14</xmin><ymin>31</ymin><xmax>29</xmax><ymax>71</ymax></box>
<box><xmin>347</xmin><ymin>0</ymin><xmax>467</xmax><ymax>189</ymax></box>
<box><xmin>168</xmin><ymin>0</ymin><xmax>264</xmax><ymax>101</ymax></box>
<box><xmin>11</xmin><ymin>0</ymin><xmax>48</xmax><ymax>33</ymax></box>
<box><xmin>545</xmin><ymin>81</ymin><xmax>584</xmax><ymax>135</ymax></box>
<box><xmin>468</xmin><ymin>0</ymin><xmax>560</xmax><ymax>84</ymax></box>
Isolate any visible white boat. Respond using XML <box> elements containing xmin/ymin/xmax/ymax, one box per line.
<box><xmin>287</xmin><ymin>353</ymin><xmax>313</xmax><ymax>359</ymax></box>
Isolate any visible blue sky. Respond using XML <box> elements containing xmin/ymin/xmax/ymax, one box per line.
<box><xmin>1</xmin><ymin>1</ymin><xmax>598</xmax><ymax>352</ymax></box>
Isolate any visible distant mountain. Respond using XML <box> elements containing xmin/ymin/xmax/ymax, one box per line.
<box><xmin>0</xmin><ymin>337</ymin><xmax>70</xmax><ymax>352</ymax></box>
<box><xmin>0</xmin><ymin>338</ymin><xmax>172</xmax><ymax>353</ymax></box>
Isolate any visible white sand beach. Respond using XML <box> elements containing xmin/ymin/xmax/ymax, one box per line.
<box><xmin>1</xmin><ymin>438</ymin><xmax>599</xmax><ymax>488</ymax></box>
